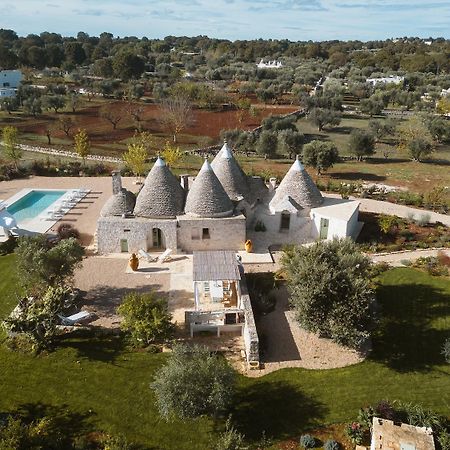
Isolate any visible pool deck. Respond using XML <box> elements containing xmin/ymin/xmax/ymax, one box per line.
<box><xmin>0</xmin><ymin>176</ymin><xmax>139</xmax><ymax>245</ymax></box>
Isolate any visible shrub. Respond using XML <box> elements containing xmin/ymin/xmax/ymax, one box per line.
<box><xmin>378</xmin><ymin>214</ymin><xmax>398</xmax><ymax>234</ymax></box>
<box><xmin>100</xmin><ymin>434</ymin><xmax>135</xmax><ymax>450</ymax></box>
<box><xmin>2</xmin><ymin>286</ymin><xmax>73</xmax><ymax>351</ymax></box>
<box><xmin>215</xmin><ymin>417</ymin><xmax>245</xmax><ymax>450</ymax></box>
<box><xmin>0</xmin><ymin>236</ymin><xmax>18</xmax><ymax>255</ymax></box>
<box><xmin>324</xmin><ymin>439</ymin><xmax>340</xmax><ymax>450</ymax></box>
<box><xmin>56</xmin><ymin>223</ymin><xmax>80</xmax><ymax>241</ymax></box>
<box><xmin>299</xmin><ymin>434</ymin><xmax>316</xmax><ymax>448</ymax></box>
<box><xmin>438</xmin><ymin>431</ymin><xmax>450</xmax><ymax>450</ymax></box>
<box><xmin>416</xmin><ymin>213</ymin><xmax>431</xmax><ymax>227</ymax></box>
<box><xmin>151</xmin><ymin>344</ymin><xmax>236</xmax><ymax>420</ymax></box>
<box><xmin>375</xmin><ymin>400</ymin><xmax>395</xmax><ymax>421</ymax></box>
<box><xmin>117</xmin><ymin>292</ymin><xmax>174</xmax><ymax>347</ymax></box>
<box><xmin>442</xmin><ymin>338</ymin><xmax>450</xmax><ymax>363</ymax></box>
<box><xmin>346</xmin><ymin>422</ymin><xmax>364</xmax><ymax>444</ymax></box>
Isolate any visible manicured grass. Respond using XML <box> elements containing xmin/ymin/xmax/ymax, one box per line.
<box><xmin>0</xmin><ymin>258</ymin><xmax>449</xmax><ymax>448</ymax></box>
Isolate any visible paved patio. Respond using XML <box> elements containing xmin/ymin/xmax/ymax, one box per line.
<box><xmin>73</xmin><ymin>252</ymin><xmax>198</xmax><ymax>329</ymax></box>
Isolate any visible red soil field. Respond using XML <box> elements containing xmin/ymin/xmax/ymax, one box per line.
<box><xmin>14</xmin><ymin>101</ymin><xmax>298</xmax><ymax>147</ymax></box>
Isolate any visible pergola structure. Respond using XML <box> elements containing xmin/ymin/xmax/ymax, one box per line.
<box><xmin>193</xmin><ymin>250</ymin><xmax>241</xmax><ymax>310</ymax></box>
<box><xmin>189</xmin><ymin>250</ymin><xmax>244</xmax><ymax>337</ymax></box>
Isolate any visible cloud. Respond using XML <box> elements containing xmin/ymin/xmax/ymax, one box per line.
<box><xmin>337</xmin><ymin>1</ymin><xmax>450</xmax><ymax>10</ymax></box>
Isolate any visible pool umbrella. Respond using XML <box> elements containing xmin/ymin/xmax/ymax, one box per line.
<box><xmin>0</xmin><ymin>209</ymin><xmax>18</xmax><ymax>230</ymax></box>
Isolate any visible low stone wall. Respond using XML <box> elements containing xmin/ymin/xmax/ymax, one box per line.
<box><xmin>16</xmin><ymin>143</ymin><xmax>123</xmax><ymax>164</ymax></box>
<box><xmin>239</xmin><ymin>270</ymin><xmax>260</xmax><ymax>367</ymax></box>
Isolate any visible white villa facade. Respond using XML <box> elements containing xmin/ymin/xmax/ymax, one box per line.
<box><xmin>0</xmin><ymin>70</ymin><xmax>22</xmax><ymax>98</ymax></box>
<box><xmin>96</xmin><ymin>142</ymin><xmax>361</xmax><ymax>254</ymax></box>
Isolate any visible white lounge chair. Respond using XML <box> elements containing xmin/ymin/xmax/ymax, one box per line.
<box><xmin>138</xmin><ymin>249</ymin><xmax>158</xmax><ymax>262</ymax></box>
<box><xmin>58</xmin><ymin>311</ymin><xmax>92</xmax><ymax>326</ymax></box>
<box><xmin>158</xmin><ymin>248</ymin><xmax>173</xmax><ymax>263</ymax></box>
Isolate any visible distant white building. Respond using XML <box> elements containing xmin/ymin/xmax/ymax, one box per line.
<box><xmin>366</xmin><ymin>75</ymin><xmax>404</xmax><ymax>87</ymax></box>
<box><xmin>256</xmin><ymin>59</ymin><xmax>283</xmax><ymax>69</ymax></box>
<box><xmin>0</xmin><ymin>70</ymin><xmax>22</xmax><ymax>98</ymax></box>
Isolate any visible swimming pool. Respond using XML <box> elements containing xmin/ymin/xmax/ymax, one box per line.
<box><xmin>7</xmin><ymin>190</ymin><xmax>67</xmax><ymax>222</ymax></box>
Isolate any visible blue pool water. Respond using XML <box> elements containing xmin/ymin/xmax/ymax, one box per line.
<box><xmin>7</xmin><ymin>190</ymin><xmax>67</xmax><ymax>222</ymax></box>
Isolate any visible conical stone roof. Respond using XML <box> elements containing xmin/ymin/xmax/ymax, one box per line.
<box><xmin>269</xmin><ymin>157</ymin><xmax>323</xmax><ymax>211</ymax></box>
<box><xmin>185</xmin><ymin>159</ymin><xmax>234</xmax><ymax>217</ymax></box>
<box><xmin>100</xmin><ymin>188</ymin><xmax>136</xmax><ymax>217</ymax></box>
<box><xmin>134</xmin><ymin>157</ymin><xmax>185</xmax><ymax>218</ymax></box>
<box><xmin>211</xmin><ymin>142</ymin><xmax>249</xmax><ymax>201</ymax></box>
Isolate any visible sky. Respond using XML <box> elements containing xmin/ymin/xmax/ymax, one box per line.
<box><xmin>1</xmin><ymin>0</ymin><xmax>450</xmax><ymax>42</ymax></box>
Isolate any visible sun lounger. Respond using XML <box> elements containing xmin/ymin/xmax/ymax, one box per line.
<box><xmin>58</xmin><ymin>311</ymin><xmax>92</xmax><ymax>326</ymax></box>
<box><xmin>138</xmin><ymin>249</ymin><xmax>158</xmax><ymax>262</ymax></box>
<box><xmin>158</xmin><ymin>248</ymin><xmax>173</xmax><ymax>263</ymax></box>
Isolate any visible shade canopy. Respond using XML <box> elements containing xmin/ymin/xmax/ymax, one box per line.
<box><xmin>193</xmin><ymin>250</ymin><xmax>241</xmax><ymax>282</ymax></box>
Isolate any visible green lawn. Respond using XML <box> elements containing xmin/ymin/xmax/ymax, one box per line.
<box><xmin>0</xmin><ymin>256</ymin><xmax>449</xmax><ymax>448</ymax></box>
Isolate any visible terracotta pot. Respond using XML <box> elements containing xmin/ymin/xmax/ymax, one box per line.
<box><xmin>129</xmin><ymin>253</ymin><xmax>139</xmax><ymax>271</ymax></box>
<box><xmin>245</xmin><ymin>239</ymin><xmax>253</xmax><ymax>253</ymax></box>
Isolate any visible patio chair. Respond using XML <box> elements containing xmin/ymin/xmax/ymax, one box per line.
<box><xmin>138</xmin><ymin>249</ymin><xmax>158</xmax><ymax>262</ymax></box>
<box><xmin>157</xmin><ymin>248</ymin><xmax>173</xmax><ymax>263</ymax></box>
<box><xmin>58</xmin><ymin>311</ymin><xmax>92</xmax><ymax>326</ymax></box>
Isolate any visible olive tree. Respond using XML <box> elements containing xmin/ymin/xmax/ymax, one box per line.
<box><xmin>281</xmin><ymin>238</ymin><xmax>374</xmax><ymax>349</ymax></box>
<box><xmin>302</xmin><ymin>140</ymin><xmax>339</xmax><ymax>175</ymax></box>
<box><xmin>15</xmin><ymin>235</ymin><xmax>84</xmax><ymax>295</ymax></box>
<box><xmin>348</xmin><ymin>129</ymin><xmax>375</xmax><ymax>161</ymax></box>
<box><xmin>309</xmin><ymin>108</ymin><xmax>341</xmax><ymax>131</ymax></box>
<box><xmin>151</xmin><ymin>344</ymin><xmax>236</xmax><ymax>420</ymax></box>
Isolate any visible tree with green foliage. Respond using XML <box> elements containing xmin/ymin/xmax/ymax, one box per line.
<box><xmin>407</xmin><ymin>137</ymin><xmax>433</xmax><ymax>162</ymax></box>
<box><xmin>256</xmin><ymin>130</ymin><xmax>278</xmax><ymax>158</ymax></box>
<box><xmin>43</xmin><ymin>95</ymin><xmax>66</xmax><ymax>113</ymax></box>
<box><xmin>281</xmin><ymin>238</ymin><xmax>374</xmax><ymax>349</ymax></box>
<box><xmin>15</xmin><ymin>235</ymin><xmax>84</xmax><ymax>295</ymax></box>
<box><xmin>112</xmin><ymin>51</ymin><xmax>145</xmax><ymax>81</ymax></box>
<box><xmin>277</xmin><ymin>129</ymin><xmax>304</xmax><ymax>158</ymax></box>
<box><xmin>117</xmin><ymin>292</ymin><xmax>173</xmax><ymax>347</ymax></box>
<box><xmin>0</xmin><ymin>96</ymin><xmax>19</xmax><ymax>114</ymax></box>
<box><xmin>1</xmin><ymin>125</ymin><xmax>22</xmax><ymax>170</ymax></box>
<box><xmin>302</xmin><ymin>140</ymin><xmax>339</xmax><ymax>175</ymax></box>
<box><xmin>151</xmin><ymin>344</ymin><xmax>236</xmax><ymax>420</ymax></box>
<box><xmin>348</xmin><ymin>129</ymin><xmax>375</xmax><ymax>161</ymax></box>
<box><xmin>360</xmin><ymin>97</ymin><xmax>384</xmax><ymax>117</ymax></box>
<box><xmin>426</xmin><ymin>116</ymin><xmax>450</xmax><ymax>143</ymax></box>
<box><xmin>398</xmin><ymin>116</ymin><xmax>434</xmax><ymax>162</ymax></box>
<box><xmin>309</xmin><ymin>108</ymin><xmax>341</xmax><ymax>131</ymax></box>
<box><xmin>368</xmin><ymin>119</ymin><xmax>397</xmax><ymax>142</ymax></box>
<box><xmin>73</xmin><ymin>128</ymin><xmax>90</xmax><ymax>166</ymax></box>
<box><xmin>23</xmin><ymin>96</ymin><xmax>42</xmax><ymax>117</ymax></box>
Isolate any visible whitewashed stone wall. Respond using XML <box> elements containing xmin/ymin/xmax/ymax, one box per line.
<box><xmin>177</xmin><ymin>215</ymin><xmax>246</xmax><ymax>252</ymax></box>
<box><xmin>96</xmin><ymin>217</ymin><xmax>178</xmax><ymax>254</ymax></box>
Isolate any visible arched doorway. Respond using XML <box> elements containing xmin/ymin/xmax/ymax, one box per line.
<box><xmin>150</xmin><ymin>228</ymin><xmax>165</xmax><ymax>250</ymax></box>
